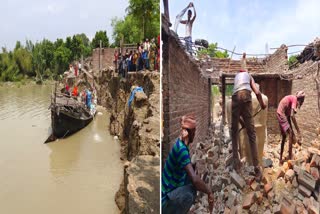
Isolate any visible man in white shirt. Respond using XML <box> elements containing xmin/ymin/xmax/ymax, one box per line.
<box><xmin>180</xmin><ymin>3</ymin><xmax>196</xmax><ymax>55</ymax></box>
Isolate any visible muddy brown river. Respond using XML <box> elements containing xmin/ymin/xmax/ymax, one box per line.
<box><xmin>0</xmin><ymin>83</ymin><xmax>122</xmax><ymax>214</ymax></box>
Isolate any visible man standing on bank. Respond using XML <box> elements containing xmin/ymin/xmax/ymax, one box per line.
<box><xmin>162</xmin><ymin>114</ymin><xmax>214</xmax><ymax>214</ymax></box>
<box><xmin>180</xmin><ymin>2</ymin><xmax>196</xmax><ymax>55</ymax></box>
<box><xmin>277</xmin><ymin>91</ymin><xmax>305</xmax><ymax>164</ymax></box>
<box><xmin>231</xmin><ymin>69</ymin><xmax>267</xmax><ymax>180</ymax></box>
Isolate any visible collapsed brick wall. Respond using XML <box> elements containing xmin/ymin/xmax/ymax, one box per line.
<box><xmin>292</xmin><ymin>61</ymin><xmax>320</xmax><ymax>146</ymax></box>
<box><xmin>263</xmin><ymin>45</ymin><xmax>289</xmax><ymax>73</ymax></box>
<box><xmin>162</xmin><ymin>31</ymin><xmax>211</xmax><ymax>163</ymax></box>
<box><xmin>91</xmin><ymin>48</ymin><xmax>115</xmax><ymax>71</ymax></box>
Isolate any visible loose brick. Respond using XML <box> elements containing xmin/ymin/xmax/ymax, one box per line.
<box><xmin>310</xmin><ymin>167</ymin><xmax>320</xmax><ymax>181</ymax></box>
<box><xmin>250</xmin><ymin>181</ymin><xmax>259</xmax><ymax>191</ymax></box>
<box><xmin>279</xmin><ymin>196</ymin><xmax>296</xmax><ymax>214</ymax></box>
<box><xmin>299</xmin><ymin>184</ymin><xmax>312</xmax><ymax>197</ymax></box>
<box><xmin>276</xmin><ymin>168</ymin><xmax>285</xmax><ymax>179</ymax></box>
<box><xmin>298</xmin><ymin>170</ymin><xmax>316</xmax><ymax>191</ymax></box>
<box><xmin>267</xmin><ymin>191</ymin><xmax>275</xmax><ymax>200</ymax></box>
<box><xmin>230</xmin><ymin>171</ymin><xmax>246</xmax><ymax>189</ymax></box>
<box><xmin>264</xmin><ymin>183</ymin><xmax>273</xmax><ymax>194</ymax></box>
<box><xmin>310</xmin><ymin>154</ymin><xmax>320</xmax><ymax>167</ymax></box>
<box><xmin>256</xmin><ymin>191</ymin><xmax>263</xmax><ymax>205</ymax></box>
<box><xmin>242</xmin><ymin>192</ymin><xmax>256</xmax><ymax>209</ymax></box>
<box><xmin>285</xmin><ymin>169</ymin><xmax>295</xmax><ymax>182</ymax></box>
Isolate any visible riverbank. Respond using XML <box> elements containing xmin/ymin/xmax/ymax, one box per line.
<box><xmin>95</xmin><ymin>68</ymin><xmax>160</xmax><ymax>213</ymax></box>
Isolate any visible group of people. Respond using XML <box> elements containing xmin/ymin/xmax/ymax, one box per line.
<box><xmin>65</xmin><ymin>84</ymin><xmax>95</xmax><ymax>111</ymax></box>
<box><xmin>114</xmin><ymin>36</ymin><xmax>160</xmax><ymax>78</ymax></box>
<box><xmin>162</xmin><ymin>67</ymin><xmax>306</xmax><ymax>213</ymax></box>
<box><xmin>69</xmin><ymin>63</ymin><xmax>82</xmax><ymax>77</ymax></box>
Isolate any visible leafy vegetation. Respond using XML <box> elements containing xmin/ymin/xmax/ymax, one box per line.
<box><xmin>197</xmin><ymin>43</ymin><xmax>229</xmax><ymax>58</ymax></box>
<box><xmin>288</xmin><ymin>54</ymin><xmax>298</xmax><ymax>67</ymax></box>
<box><xmin>0</xmin><ymin>32</ymin><xmax>106</xmax><ymax>82</ymax></box>
<box><xmin>111</xmin><ymin>0</ymin><xmax>160</xmax><ymax>46</ymax></box>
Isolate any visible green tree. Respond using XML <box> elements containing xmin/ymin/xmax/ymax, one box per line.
<box><xmin>288</xmin><ymin>55</ymin><xmax>298</xmax><ymax>67</ymax></box>
<box><xmin>13</xmin><ymin>47</ymin><xmax>33</xmax><ymax>76</ymax></box>
<box><xmin>126</xmin><ymin>0</ymin><xmax>159</xmax><ymax>40</ymax></box>
<box><xmin>54</xmin><ymin>46</ymin><xmax>71</xmax><ymax>75</ymax></box>
<box><xmin>197</xmin><ymin>43</ymin><xmax>229</xmax><ymax>58</ymax></box>
<box><xmin>91</xmin><ymin>31</ymin><xmax>109</xmax><ymax>48</ymax></box>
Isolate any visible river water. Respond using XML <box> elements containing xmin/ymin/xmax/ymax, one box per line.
<box><xmin>0</xmin><ymin>83</ymin><xmax>122</xmax><ymax>214</ymax></box>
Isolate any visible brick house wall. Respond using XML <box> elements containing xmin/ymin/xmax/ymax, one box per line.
<box><xmin>162</xmin><ymin>29</ymin><xmax>211</xmax><ymax>163</ymax></box>
<box><xmin>91</xmin><ymin>48</ymin><xmax>115</xmax><ymax>71</ymax></box>
<box><xmin>292</xmin><ymin>61</ymin><xmax>320</xmax><ymax>146</ymax></box>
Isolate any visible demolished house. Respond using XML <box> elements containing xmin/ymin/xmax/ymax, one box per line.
<box><xmin>162</xmin><ymin>6</ymin><xmax>320</xmax><ymax>212</ymax></box>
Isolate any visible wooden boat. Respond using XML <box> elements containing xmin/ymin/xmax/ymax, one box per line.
<box><xmin>45</xmin><ymin>86</ymin><xmax>96</xmax><ymax>143</ymax></box>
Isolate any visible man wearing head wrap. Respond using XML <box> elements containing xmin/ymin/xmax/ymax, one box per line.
<box><xmin>162</xmin><ymin>114</ymin><xmax>214</xmax><ymax>214</ymax></box>
<box><xmin>277</xmin><ymin>91</ymin><xmax>305</xmax><ymax>164</ymax></box>
<box><xmin>231</xmin><ymin>69</ymin><xmax>267</xmax><ymax>181</ymax></box>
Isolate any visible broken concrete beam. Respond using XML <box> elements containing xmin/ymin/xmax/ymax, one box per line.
<box><xmin>230</xmin><ymin>171</ymin><xmax>246</xmax><ymax>189</ymax></box>
<box><xmin>298</xmin><ymin>170</ymin><xmax>316</xmax><ymax>191</ymax></box>
<box><xmin>299</xmin><ymin>184</ymin><xmax>312</xmax><ymax>197</ymax></box>
<box><xmin>279</xmin><ymin>196</ymin><xmax>296</xmax><ymax>214</ymax></box>
<box><xmin>285</xmin><ymin>169</ymin><xmax>295</xmax><ymax>182</ymax></box>
<box><xmin>242</xmin><ymin>192</ymin><xmax>256</xmax><ymax>209</ymax></box>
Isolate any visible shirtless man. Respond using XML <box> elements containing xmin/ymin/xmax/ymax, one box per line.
<box><xmin>180</xmin><ymin>3</ymin><xmax>196</xmax><ymax>55</ymax></box>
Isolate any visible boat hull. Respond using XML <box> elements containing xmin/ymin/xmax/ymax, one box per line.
<box><xmin>51</xmin><ymin>108</ymin><xmax>93</xmax><ymax>138</ymax></box>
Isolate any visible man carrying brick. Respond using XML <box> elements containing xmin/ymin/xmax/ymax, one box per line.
<box><xmin>231</xmin><ymin>69</ymin><xmax>267</xmax><ymax>180</ymax></box>
<box><xmin>277</xmin><ymin>91</ymin><xmax>305</xmax><ymax>164</ymax></box>
<box><xmin>162</xmin><ymin>114</ymin><xmax>214</xmax><ymax>214</ymax></box>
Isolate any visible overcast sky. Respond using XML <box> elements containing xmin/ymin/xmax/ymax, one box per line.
<box><xmin>1</xmin><ymin>0</ymin><xmax>128</xmax><ymax>50</ymax></box>
<box><xmin>163</xmin><ymin>0</ymin><xmax>320</xmax><ymax>58</ymax></box>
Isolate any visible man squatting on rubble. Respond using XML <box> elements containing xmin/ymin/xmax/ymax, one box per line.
<box><xmin>162</xmin><ymin>114</ymin><xmax>214</xmax><ymax>214</ymax></box>
<box><xmin>179</xmin><ymin>2</ymin><xmax>196</xmax><ymax>55</ymax></box>
<box><xmin>231</xmin><ymin>69</ymin><xmax>267</xmax><ymax>181</ymax></box>
<box><xmin>277</xmin><ymin>91</ymin><xmax>305</xmax><ymax>164</ymax></box>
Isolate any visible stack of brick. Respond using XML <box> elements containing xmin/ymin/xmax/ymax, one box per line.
<box><xmin>189</xmin><ymin>122</ymin><xmax>320</xmax><ymax>213</ymax></box>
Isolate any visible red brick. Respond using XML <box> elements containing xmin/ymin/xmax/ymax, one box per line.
<box><xmin>285</xmin><ymin>169</ymin><xmax>295</xmax><ymax>182</ymax></box>
<box><xmin>264</xmin><ymin>183</ymin><xmax>273</xmax><ymax>194</ymax></box>
<box><xmin>250</xmin><ymin>181</ymin><xmax>259</xmax><ymax>191</ymax></box>
<box><xmin>242</xmin><ymin>192</ymin><xmax>256</xmax><ymax>209</ymax></box>
<box><xmin>279</xmin><ymin>196</ymin><xmax>296</xmax><ymax>214</ymax></box>
<box><xmin>310</xmin><ymin>167</ymin><xmax>320</xmax><ymax>181</ymax></box>
<box><xmin>276</xmin><ymin>168</ymin><xmax>285</xmax><ymax>179</ymax></box>
<box><xmin>310</xmin><ymin>154</ymin><xmax>320</xmax><ymax>167</ymax></box>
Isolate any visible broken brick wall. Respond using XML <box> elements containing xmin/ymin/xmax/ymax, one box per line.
<box><xmin>264</xmin><ymin>45</ymin><xmax>289</xmax><ymax>73</ymax></box>
<box><xmin>292</xmin><ymin>62</ymin><xmax>320</xmax><ymax>146</ymax></box>
<box><xmin>162</xmin><ymin>31</ymin><xmax>211</xmax><ymax>164</ymax></box>
<box><xmin>92</xmin><ymin>48</ymin><xmax>115</xmax><ymax>71</ymax></box>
